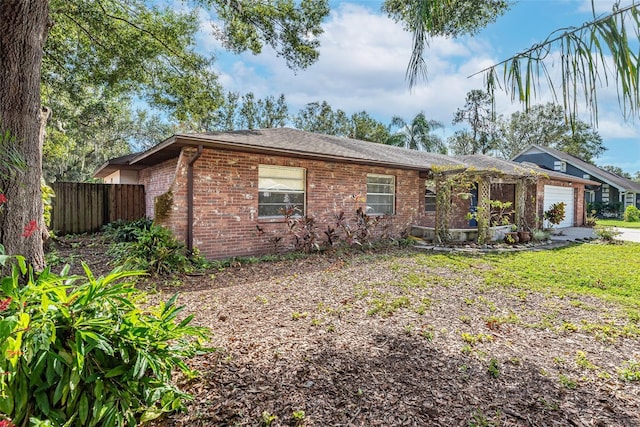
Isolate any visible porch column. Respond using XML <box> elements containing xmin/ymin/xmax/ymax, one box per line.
<box><xmin>477</xmin><ymin>178</ymin><xmax>490</xmax><ymax>244</ymax></box>
<box><xmin>515</xmin><ymin>181</ymin><xmax>526</xmax><ymax>229</ymax></box>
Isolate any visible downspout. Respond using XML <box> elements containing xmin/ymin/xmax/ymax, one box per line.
<box><xmin>187</xmin><ymin>145</ymin><xmax>203</xmax><ymax>254</ymax></box>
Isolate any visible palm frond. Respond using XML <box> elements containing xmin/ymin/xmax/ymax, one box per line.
<box><xmin>474</xmin><ymin>3</ymin><xmax>640</xmax><ymax>124</ymax></box>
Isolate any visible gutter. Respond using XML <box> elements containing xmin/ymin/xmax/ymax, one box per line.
<box><xmin>187</xmin><ymin>145</ymin><xmax>203</xmax><ymax>254</ymax></box>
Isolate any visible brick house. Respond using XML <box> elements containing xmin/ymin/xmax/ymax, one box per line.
<box><xmin>95</xmin><ymin>129</ymin><xmax>596</xmax><ymax>259</ymax></box>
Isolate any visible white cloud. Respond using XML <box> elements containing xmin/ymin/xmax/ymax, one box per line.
<box><xmin>595</xmin><ymin>115</ymin><xmax>640</xmax><ymax>139</ymax></box>
<box><xmin>578</xmin><ymin>0</ymin><xmax>625</xmax><ymax>14</ymax></box>
<box><xmin>193</xmin><ymin>0</ymin><xmax>640</xmax><ymax>172</ymax></box>
<box><xmin>204</xmin><ymin>3</ymin><xmax>498</xmax><ymax>126</ymax></box>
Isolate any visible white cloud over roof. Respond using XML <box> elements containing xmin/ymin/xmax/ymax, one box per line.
<box><xmin>193</xmin><ymin>1</ymin><xmax>640</xmax><ymax>173</ymax></box>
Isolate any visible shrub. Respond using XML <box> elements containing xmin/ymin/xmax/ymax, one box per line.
<box><xmin>623</xmin><ymin>205</ymin><xmax>640</xmax><ymax>222</ymax></box>
<box><xmin>585</xmin><ymin>210</ymin><xmax>597</xmax><ymax>227</ymax></box>
<box><xmin>588</xmin><ymin>202</ymin><xmax>622</xmax><ymax>218</ymax></box>
<box><xmin>107</xmin><ymin>224</ymin><xmax>193</xmax><ymax>275</ymax></box>
<box><xmin>283</xmin><ymin>207</ymin><xmax>321</xmax><ymax>253</ymax></box>
<box><xmin>0</xmin><ymin>252</ymin><xmax>210</xmax><ymax>426</ymax></box>
<box><xmin>334</xmin><ymin>208</ymin><xmax>384</xmax><ymax>248</ymax></box>
<box><xmin>594</xmin><ymin>226</ymin><xmax>621</xmax><ymax>243</ymax></box>
<box><xmin>531</xmin><ymin>229</ymin><xmax>550</xmax><ymax>241</ymax></box>
<box><xmin>544</xmin><ymin>202</ymin><xmax>566</xmax><ymax>227</ymax></box>
<box><xmin>102</xmin><ymin>218</ymin><xmax>153</xmax><ymax>243</ymax></box>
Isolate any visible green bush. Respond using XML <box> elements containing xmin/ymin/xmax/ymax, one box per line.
<box><xmin>0</xmin><ymin>251</ymin><xmax>210</xmax><ymax>426</ymax></box>
<box><xmin>594</xmin><ymin>226</ymin><xmax>622</xmax><ymax>243</ymax></box>
<box><xmin>102</xmin><ymin>218</ymin><xmax>153</xmax><ymax>243</ymax></box>
<box><xmin>588</xmin><ymin>202</ymin><xmax>622</xmax><ymax>218</ymax></box>
<box><xmin>107</xmin><ymin>224</ymin><xmax>193</xmax><ymax>275</ymax></box>
<box><xmin>623</xmin><ymin>205</ymin><xmax>640</xmax><ymax>222</ymax></box>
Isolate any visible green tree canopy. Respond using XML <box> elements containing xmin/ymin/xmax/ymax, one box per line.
<box><xmin>383</xmin><ymin>0</ymin><xmax>511</xmax><ymax>87</ymax></box>
<box><xmin>347</xmin><ymin>111</ymin><xmax>390</xmax><ymax>144</ymax></box>
<box><xmin>39</xmin><ymin>0</ymin><xmax>326</xmax><ymax>181</ymax></box>
<box><xmin>387</xmin><ymin>112</ymin><xmax>446</xmax><ymax>153</ymax></box>
<box><xmin>293</xmin><ymin>101</ymin><xmax>350</xmax><ymax>135</ymax></box>
<box><xmin>496</xmin><ymin>103</ymin><xmax>606</xmax><ymax>162</ymax></box>
<box><xmin>601</xmin><ymin>165</ymin><xmax>632</xmax><ymax>179</ymax></box>
<box><xmin>447</xmin><ymin>130</ymin><xmax>476</xmax><ymax>156</ymax></box>
<box><xmin>451</xmin><ymin>89</ymin><xmax>498</xmax><ymax>154</ymax></box>
<box><xmin>292</xmin><ymin>102</ymin><xmax>390</xmax><ymax>144</ymax></box>
<box><xmin>0</xmin><ymin>0</ymin><xmax>330</xmax><ymax>268</ymax></box>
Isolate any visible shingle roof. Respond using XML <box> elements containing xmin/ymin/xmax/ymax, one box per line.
<box><xmin>93</xmin><ymin>129</ymin><xmax>594</xmax><ymax>185</ymax></box>
<box><xmin>95</xmin><ymin>128</ymin><xmax>466</xmax><ymax>178</ymax></box>
<box><xmin>180</xmin><ymin>128</ymin><xmax>467</xmax><ymax>169</ymax></box>
<box><xmin>456</xmin><ymin>154</ymin><xmax>598</xmax><ymax>184</ymax></box>
<box><xmin>514</xmin><ymin>144</ymin><xmax>640</xmax><ymax>192</ymax></box>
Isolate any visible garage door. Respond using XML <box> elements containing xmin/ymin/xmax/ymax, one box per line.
<box><xmin>543</xmin><ymin>185</ymin><xmax>574</xmax><ymax>228</ymax></box>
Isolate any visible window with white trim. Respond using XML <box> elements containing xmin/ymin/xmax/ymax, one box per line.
<box><xmin>554</xmin><ymin>160</ymin><xmax>567</xmax><ymax>172</ymax></box>
<box><xmin>366</xmin><ymin>174</ymin><xmax>395</xmax><ymax>215</ymax></box>
<box><xmin>258</xmin><ymin>165</ymin><xmax>305</xmax><ymax>217</ymax></box>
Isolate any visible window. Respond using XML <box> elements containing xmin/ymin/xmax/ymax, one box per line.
<box><xmin>366</xmin><ymin>174</ymin><xmax>395</xmax><ymax>215</ymax></box>
<box><xmin>602</xmin><ymin>184</ymin><xmax>609</xmax><ymax>203</ymax></box>
<box><xmin>585</xmin><ymin>190</ymin><xmax>595</xmax><ymax>204</ymax></box>
<box><xmin>258</xmin><ymin>165</ymin><xmax>305</xmax><ymax>217</ymax></box>
<box><xmin>554</xmin><ymin>160</ymin><xmax>567</xmax><ymax>172</ymax></box>
<box><xmin>425</xmin><ymin>180</ymin><xmax>436</xmax><ymax>212</ymax></box>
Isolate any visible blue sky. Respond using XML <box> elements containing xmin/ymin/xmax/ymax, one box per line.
<box><xmin>196</xmin><ymin>0</ymin><xmax>640</xmax><ymax>174</ymax></box>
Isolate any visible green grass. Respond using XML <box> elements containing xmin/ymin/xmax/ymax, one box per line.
<box><xmin>596</xmin><ymin>219</ymin><xmax>640</xmax><ymax>229</ymax></box>
<box><xmin>416</xmin><ymin>242</ymin><xmax>640</xmax><ymax>309</ymax></box>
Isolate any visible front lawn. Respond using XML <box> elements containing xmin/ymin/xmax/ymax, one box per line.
<box><xmin>146</xmin><ymin>242</ymin><xmax>640</xmax><ymax>426</ymax></box>
<box><xmin>48</xmin><ymin>236</ymin><xmax>640</xmax><ymax>426</ymax></box>
<box><xmin>426</xmin><ymin>241</ymin><xmax>640</xmax><ymax>310</ymax></box>
<box><xmin>597</xmin><ymin>218</ymin><xmax>640</xmax><ymax>229</ymax></box>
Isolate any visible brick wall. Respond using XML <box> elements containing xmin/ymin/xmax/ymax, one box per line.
<box><xmin>448</xmin><ymin>195</ymin><xmax>472</xmax><ymax>229</ymax></box>
<box><xmin>489</xmin><ymin>183</ymin><xmax>516</xmax><ymax>225</ymax></box>
<box><xmin>138</xmin><ymin>147</ymin><xmax>587</xmax><ymax>259</ymax></box>
<box><xmin>153</xmin><ymin>147</ymin><xmax>438</xmax><ymax>259</ymax></box>
<box><xmin>138</xmin><ymin>156</ymin><xmax>180</xmax><ymax>219</ymax></box>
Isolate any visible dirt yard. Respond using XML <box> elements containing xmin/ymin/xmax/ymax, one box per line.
<box><xmin>49</xmin><ymin>235</ymin><xmax>640</xmax><ymax>426</ymax></box>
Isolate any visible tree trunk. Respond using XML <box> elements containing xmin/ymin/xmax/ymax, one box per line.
<box><xmin>0</xmin><ymin>1</ymin><xmax>50</xmax><ymax>270</ymax></box>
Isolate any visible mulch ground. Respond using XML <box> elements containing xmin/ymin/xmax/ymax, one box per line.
<box><xmin>49</xmin><ymin>235</ymin><xmax>640</xmax><ymax>426</ymax></box>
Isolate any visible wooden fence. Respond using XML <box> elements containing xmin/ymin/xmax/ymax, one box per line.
<box><xmin>51</xmin><ymin>182</ymin><xmax>146</xmax><ymax>235</ymax></box>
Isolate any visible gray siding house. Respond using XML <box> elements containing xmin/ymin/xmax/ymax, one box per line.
<box><xmin>512</xmin><ymin>144</ymin><xmax>640</xmax><ymax>215</ymax></box>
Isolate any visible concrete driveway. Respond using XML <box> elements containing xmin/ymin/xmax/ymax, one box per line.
<box><xmin>550</xmin><ymin>226</ymin><xmax>640</xmax><ymax>243</ymax></box>
<box><xmin>613</xmin><ymin>227</ymin><xmax>640</xmax><ymax>243</ymax></box>
<box><xmin>550</xmin><ymin>227</ymin><xmax>595</xmax><ymax>242</ymax></box>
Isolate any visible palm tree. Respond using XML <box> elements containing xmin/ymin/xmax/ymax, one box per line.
<box><xmin>387</xmin><ymin>112</ymin><xmax>447</xmax><ymax>153</ymax></box>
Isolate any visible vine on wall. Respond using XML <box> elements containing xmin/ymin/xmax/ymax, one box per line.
<box><xmin>154</xmin><ymin>190</ymin><xmax>173</xmax><ymax>221</ymax></box>
<box><xmin>432</xmin><ymin>166</ymin><xmax>475</xmax><ymax>243</ymax></box>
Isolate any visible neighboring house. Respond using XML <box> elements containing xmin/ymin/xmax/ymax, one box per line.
<box><xmin>512</xmin><ymin>144</ymin><xmax>640</xmax><ymax>214</ymax></box>
<box><xmin>95</xmin><ymin>129</ymin><xmax>594</xmax><ymax>259</ymax></box>
<box><xmin>99</xmin><ymin>153</ymin><xmax>143</xmax><ymax>184</ymax></box>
